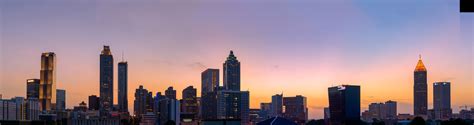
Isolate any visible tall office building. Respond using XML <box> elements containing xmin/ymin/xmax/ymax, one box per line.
<box><xmin>271</xmin><ymin>94</ymin><xmax>283</xmax><ymax>117</ymax></box>
<box><xmin>165</xmin><ymin>87</ymin><xmax>177</xmax><ymax>100</ymax></box>
<box><xmin>26</xmin><ymin>79</ymin><xmax>40</xmax><ymax>99</ymax></box>
<box><xmin>259</xmin><ymin>103</ymin><xmax>271</xmax><ymax>120</ymax></box>
<box><xmin>25</xmin><ymin>98</ymin><xmax>40</xmax><ymax>120</ymax></box>
<box><xmin>88</xmin><ymin>95</ymin><xmax>100</xmax><ymax>110</ymax></box>
<box><xmin>283</xmin><ymin>95</ymin><xmax>308</xmax><ymax>124</ymax></box>
<box><xmin>56</xmin><ymin>89</ymin><xmax>66</xmax><ymax>111</ymax></box>
<box><xmin>414</xmin><ymin>55</ymin><xmax>428</xmax><ymax>116</ymax></box>
<box><xmin>118</xmin><ymin>61</ymin><xmax>128</xmax><ymax>113</ymax></box>
<box><xmin>328</xmin><ymin>85</ymin><xmax>360</xmax><ymax>125</ymax></box>
<box><xmin>134</xmin><ymin>85</ymin><xmax>151</xmax><ymax>117</ymax></box>
<box><xmin>223</xmin><ymin>51</ymin><xmax>240</xmax><ymax>91</ymax></box>
<box><xmin>216</xmin><ymin>90</ymin><xmax>249</xmax><ymax>124</ymax></box>
<box><xmin>385</xmin><ymin>100</ymin><xmax>397</xmax><ymax>120</ymax></box>
<box><xmin>100</xmin><ymin>45</ymin><xmax>114</xmax><ymax>116</ymax></box>
<box><xmin>39</xmin><ymin>52</ymin><xmax>56</xmax><ymax>111</ymax></box>
<box><xmin>181</xmin><ymin>86</ymin><xmax>198</xmax><ymax>120</ymax></box>
<box><xmin>433</xmin><ymin>82</ymin><xmax>451</xmax><ymax>120</ymax></box>
<box><xmin>201</xmin><ymin>69</ymin><xmax>219</xmax><ymax>120</ymax></box>
<box><xmin>202</xmin><ymin>69</ymin><xmax>220</xmax><ymax>93</ymax></box>
<box><xmin>158</xmin><ymin>98</ymin><xmax>180</xmax><ymax>125</ymax></box>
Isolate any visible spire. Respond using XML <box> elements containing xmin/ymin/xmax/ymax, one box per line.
<box><xmin>415</xmin><ymin>55</ymin><xmax>427</xmax><ymax>72</ymax></box>
<box><xmin>226</xmin><ymin>50</ymin><xmax>237</xmax><ymax>61</ymax></box>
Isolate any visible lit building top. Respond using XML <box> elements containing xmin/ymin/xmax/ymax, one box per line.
<box><xmin>101</xmin><ymin>45</ymin><xmax>112</xmax><ymax>55</ymax></box>
<box><xmin>414</xmin><ymin>55</ymin><xmax>427</xmax><ymax>72</ymax></box>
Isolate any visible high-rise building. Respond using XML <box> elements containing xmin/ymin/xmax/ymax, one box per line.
<box><xmin>385</xmin><ymin>100</ymin><xmax>397</xmax><ymax>120</ymax></box>
<box><xmin>216</xmin><ymin>90</ymin><xmax>249</xmax><ymax>124</ymax></box>
<box><xmin>283</xmin><ymin>95</ymin><xmax>308</xmax><ymax>124</ymax></box>
<box><xmin>25</xmin><ymin>98</ymin><xmax>40</xmax><ymax>120</ymax></box>
<box><xmin>271</xmin><ymin>94</ymin><xmax>283</xmax><ymax>117</ymax></box>
<box><xmin>26</xmin><ymin>79</ymin><xmax>40</xmax><ymax>99</ymax></box>
<box><xmin>13</xmin><ymin>97</ymin><xmax>26</xmax><ymax>120</ymax></box>
<box><xmin>181</xmin><ymin>86</ymin><xmax>198</xmax><ymax>121</ymax></box>
<box><xmin>100</xmin><ymin>45</ymin><xmax>114</xmax><ymax>116</ymax></box>
<box><xmin>414</xmin><ymin>55</ymin><xmax>428</xmax><ymax>116</ymax></box>
<box><xmin>0</xmin><ymin>99</ymin><xmax>17</xmax><ymax>120</ymax></box>
<box><xmin>39</xmin><ymin>52</ymin><xmax>56</xmax><ymax>111</ymax></box>
<box><xmin>223</xmin><ymin>50</ymin><xmax>240</xmax><ymax>91</ymax></box>
<box><xmin>56</xmin><ymin>89</ymin><xmax>66</xmax><ymax>111</ymax></box>
<box><xmin>328</xmin><ymin>85</ymin><xmax>360</xmax><ymax>125</ymax></box>
<box><xmin>433</xmin><ymin>82</ymin><xmax>451</xmax><ymax>120</ymax></box>
<box><xmin>118</xmin><ymin>61</ymin><xmax>128</xmax><ymax>113</ymax></box>
<box><xmin>259</xmin><ymin>103</ymin><xmax>271</xmax><ymax>121</ymax></box>
<box><xmin>165</xmin><ymin>86</ymin><xmax>177</xmax><ymax>100</ymax></box>
<box><xmin>201</xmin><ymin>69</ymin><xmax>219</xmax><ymax>120</ymax></box>
<box><xmin>134</xmin><ymin>85</ymin><xmax>151</xmax><ymax>117</ymax></box>
<box><xmin>159</xmin><ymin>98</ymin><xmax>180</xmax><ymax>125</ymax></box>
<box><xmin>202</xmin><ymin>69</ymin><xmax>219</xmax><ymax>93</ymax></box>
<box><xmin>88</xmin><ymin>95</ymin><xmax>100</xmax><ymax>110</ymax></box>
<box><xmin>368</xmin><ymin>103</ymin><xmax>386</xmax><ymax>120</ymax></box>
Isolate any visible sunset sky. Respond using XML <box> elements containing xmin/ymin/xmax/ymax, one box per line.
<box><xmin>1</xmin><ymin>0</ymin><xmax>472</xmax><ymax>119</ymax></box>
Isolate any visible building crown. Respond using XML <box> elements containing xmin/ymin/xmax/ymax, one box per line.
<box><xmin>415</xmin><ymin>55</ymin><xmax>427</xmax><ymax>72</ymax></box>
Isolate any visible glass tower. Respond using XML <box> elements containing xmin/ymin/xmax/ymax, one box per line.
<box><xmin>414</xmin><ymin>56</ymin><xmax>427</xmax><ymax>116</ymax></box>
<box><xmin>118</xmin><ymin>61</ymin><xmax>128</xmax><ymax>113</ymax></box>
<box><xmin>100</xmin><ymin>46</ymin><xmax>114</xmax><ymax>116</ymax></box>
<box><xmin>39</xmin><ymin>52</ymin><xmax>56</xmax><ymax>111</ymax></box>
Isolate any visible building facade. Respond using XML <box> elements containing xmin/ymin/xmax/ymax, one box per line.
<box><xmin>118</xmin><ymin>61</ymin><xmax>128</xmax><ymax>113</ymax></box>
<box><xmin>39</xmin><ymin>52</ymin><xmax>56</xmax><ymax>111</ymax></box>
<box><xmin>433</xmin><ymin>82</ymin><xmax>451</xmax><ymax>120</ymax></box>
<box><xmin>271</xmin><ymin>94</ymin><xmax>283</xmax><ymax>117</ymax></box>
<box><xmin>328</xmin><ymin>85</ymin><xmax>360</xmax><ymax>125</ymax></box>
<box><xmin>414</xmin><ymin>56</ymin><xmax>428</xmax><ymax>117</ymax></box>
<box><xmin>88</xmin><ymin>95</ymin><xmax>100</xmax><ymax>110</ymax></box>
<box><xmin>100</xmin><ymin>46</ymin><xmax>114</xmax><ymax>116</ymax></box>
<box><xmin>283</xmin><ymin>95</ymin><xmax>308</xmax><ymax>124</ymax></box>
<box><xmin>223</xmin><ymin>51</ymin><xmax>240</xmax><ymax>91</ymax></box>
<box><xmin>26</xmin><ymin>79</ymin><xmax>40</xmax><ymax>99</ymax></box>
<box><xmin>56</xmin><ymin>89</ymin><xmax>66</xmax><ymax>111</ymax></box>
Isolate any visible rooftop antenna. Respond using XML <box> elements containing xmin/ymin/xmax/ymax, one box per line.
<box><xmin>419</xmin><ymin>54</ymin><xmax>422</xmax><ymax>60</ymax></box>
<box><xmin>121</xmin><ymin>51</ymin><xmax>125</xmax><ymax>62</ymax></box>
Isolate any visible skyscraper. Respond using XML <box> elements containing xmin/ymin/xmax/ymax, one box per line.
<box><xmin>100</xmin><ymin>45</ymin><xmax>114</xmax><ymax>116</ymax></box>
<box><xmin>39</xmin><ymin>52</ymin><xmax>56</xmax><ymax>111</ymax></box>
<box><xmin>271</xmin><ymin>94</ymin><xmax>283</xmax><ymax>117</ymax></box>
<box><xmin>216</xmin><ymin>90</ymin><xmax>249</xmax><ymax>124</ymax></box>
<box><xmin>26</xmin><ymin>79</ymin><xmax>40</xmax><ymax>99</ymax></box>
<box><xmin>223</xmin><ymin>50</ymin><xmax>240</xmax><ymax>91</ymax></box>
<box><xmin>118</xmin><ymin>61</ymin><xmax>128</xmax><ymax>113</ymax></box>
<box><xmin>165</xmin><ymin>86</ymin><xmax>177</xmax><ymax>100</ymax></box>
<box><xmin>56</xmin><ymin>89</ymin><xmax>66</xmax><ymax>111</ymax></box>
<box><xmin>433</xmin><ymin>82</ymin><xmax>451</xmax><ymax>120</ymax></box>
<box><xmin>328</xmin><ymin>85</ymin><xmax>360</xmax><ymax>125</ymax></box>
<box><xmin>134</xmin><ymin>85</ymin><xmax>151</xmax><ymax>117</ymax></box>
<box><xmin>385</xmin><ymin>100</ymin><xmax>397</xmax><ymax>120</ymax></box>
<box><xmin>88</xmin><ymin>95</ymin><xmax>100</xmax><ymax>110</ymax></box>
<box><xmin>283</xmin><ymin>95</ymin><xmax>308</xmax><ymax>124</ymax></box>
<box><xmin>414</xmin><ymin>55</ymin><xmax>428</xmax><ymax>116</ymax></box>
<box><xmin>202</xmin><ymin>69</ymin><xmax>219</xmax><ymax>93</ymax></box>
<box><xmin>201</xmin><ymin>69</ymin><xmax>219</xmax><ymax>120</ymax></box>
<box><xmin>181</xmin><ymin>86</ymin><xmax>198</xmax><ymax>120</ymax></box>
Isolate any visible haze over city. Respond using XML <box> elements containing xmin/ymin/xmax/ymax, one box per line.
<box><xmin>1</xmin><ymin>0</ymin><xmax>472</xmax><ymax>120</ymax></box>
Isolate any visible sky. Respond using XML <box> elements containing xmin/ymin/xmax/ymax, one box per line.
<box><xmin>1</xmin><ymin>0</ymin><xmax>473</xmax><ymax>119</ymax></box>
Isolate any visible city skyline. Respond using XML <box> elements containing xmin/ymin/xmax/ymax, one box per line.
<box><xmin>1</xmin><ymin>0</ymin><xmax>473</xmax><ymax>120</ymax></box>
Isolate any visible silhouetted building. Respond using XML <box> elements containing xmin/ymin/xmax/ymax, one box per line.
<box><xmin>118</xmin><ymin>61</ymin><xmax>128</xmax><ymax>113</ymax></box>
<box><xmin>100</xmin><ymin>46</ymin><xmax>114</xmax><ymax>116</ymax></box>
<box><xmin>414</xmin><ymin>55</ymin><xmax>428</xmax><ymax>117</ymax></box>
<box><xmin>56</xmin><ymin>89</ymin><xmax>66</xmax><ymax>111</ymax></box>
<box><xmin>216</xmin><ymin>90</ymin><xmax>249</xmax><ymax>124</ymax></box>
<box><xmin>39</xmin><ymin>52</ymin><xmax>56</xmax><ymax>111</ymax></box>
<box><xmin>181</xmin><ymin>86</ymin><xmax>198</xmax><ymax>122</ymax></box>
<box><xmin>134</xmin><ymin>85</ymin><xmax>151</xmax><ymax>117</ymax></box>
<box><xmin>328</xmin><ymin>85</ymin><xmax>360</xmax><ymax>125</ymax></box>
<box><xmin>202</xmin><ymin>69</ymin><xmax>220</xmax><ymax>93</ymax></box>
<box><xmin>165</xmin><ymin>86</ymin><xmax>177</xmax><ymax>100</ymax></box>
<box><xmin>271</xmin><ymin>94</ymin><xmax>283</xmax><ymax>117</ymax></box>
<box><xmin>433</xmin><ymin>82</ymin><xmax>451</xmax><ymax>120</ymax></box>
<box><xmin>259</xmin><ymin>103</ymin><xmax>271</xmax><ymax>121</ymax></box>
<box><xmin>88</xmin><ymin>95</ymin><xmax>100</xmax><ymax>110</ymax></box>
<box><xmin>385</xmin><ymin>100</ymin><xmax>397</xmax><ymax>120</ymax></box>
<box><xmin>223</xmin><ymin>50</ymin><xmax>240</xmax><ymax>91</ymax></box>
<box><xmin>283</xmin><ymin>95</ymin><xmax>308</xmax><ymax>124</ymax></box>
<box><xmin>159</xmin><ymin>98</ymin><xmax>180</xmax><ymax>125</ymax></box>
<box><xmin>201</xmin><ymin>69</ymin><xmax>219</xmax><ymax>120</ymax></box>
<box><xmin>1</xmin><ymin>99</ymin><xmax>18</xmax><ymax>120</ymax></box>
<box><xmin>25</xmin><ymin>98</ymin><xmax>40</xmax><ymax>120</ymax></box>
<box><xmin>26</xmin><ymin>79</ymin><xmax>40</xmax><ymax>99</ymax></box>
<box><xmin>364</xmin><ymin>101</ymin><xmax>397</xmax><ymax>122</ymax></box>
